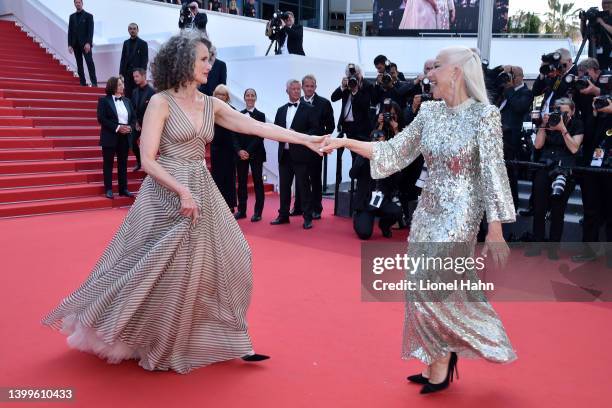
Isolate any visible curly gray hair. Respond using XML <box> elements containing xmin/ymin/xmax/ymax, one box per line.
<box><xmin>151</xmin><ymin>31</ymin><xmax>212</xmax><ymax>92</ymax></box>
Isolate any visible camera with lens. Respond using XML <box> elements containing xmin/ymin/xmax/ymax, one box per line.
<box><xmin>382</xmin><ymin>98</ymin><xmax>393</xmax><ymax>125</ymax></box>
<box><xmin>594</xmin><ymin>95</ymin><xmax>612</xmax><ymax>110</ymax></box>
<box><xmin>548</xmin><ymin>164</ymin><xmax>571</xmax><ymax>198</ymax></box>
<box><xmin>540</xmin><ymin>52</ymin><xmax>563</xmax><ymax>76</ymax></box>
<box><xmin>420</xmin><ymin>77</ymin><xmax>433</xmax><ymax>101</ymax></box>
<box><xmin>547</xmin><ymin>106</ymin><xmax>567</xmax><ymax>127</ymax></box>
<box><xmin>347</xmin><ymin>63</ymin><xmax>359</xmax><ymax>90</ymax></box>
<box><xmin>579</xmin><ymin>6</ymin><xmax>607</xmax><ymax>24</ymax></box>
<box><xmin>564</xmin><ymin>73</ymin><xmax>592</xmax><ymax>91</ymax></box>
<box><xmin>268</xmin><ymin>10</ymin><xmax>289</xmax><ymax>37</ymax></box>
<box><xmin>371</xmin><ymin>129</ymin><xmax>387</xmax><ymax>142</ymax></box>
<box><xmin>181</xmin><ymin>2</ymin><xmax>192</xmax><ymax>19</ymax></box>
<box><xmin>495</xmin><ymin>71</ymin><xmax>513</xmax><ymax>89</ymax></box>
<box><xmin>380</xmin><ymin>60</ymin><xmax>393</xmax><ymax>87</ymax></box>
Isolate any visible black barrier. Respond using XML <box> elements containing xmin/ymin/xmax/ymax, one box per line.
<box><xmin>505</xmin><ymin>160</ymin><xmax>612</xmax><ymax>175</ymax></box>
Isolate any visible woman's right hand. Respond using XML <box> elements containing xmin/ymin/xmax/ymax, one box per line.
<box><xmin>179</xmin><ymin>189</ymin><xmax>199</xmax><ymax>224</ymax></box>
<box><xmin>320</xmin><ymin>137</ymin><xmax>346</xmax><ymax>154</ymax></box>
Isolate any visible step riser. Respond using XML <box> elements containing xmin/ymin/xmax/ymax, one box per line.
<box><xmin>0</xmin><ymin>129</ymin><xmax>99</xmax><ymax>137</ymax></box>
<box><xmin>0</xmin><ymin>181</ymin><xmax>142</xmax><ymax>202</ymax></box>
<box><xmin>0</xmin><ymin>158</ymin><xmax>139</xmax><ymax>175</ymax></box>
<box><xmin>0</xmin><ymin>82</ymin><xmax>100</xmax><ymax>93</ymax></box>
<box><xmin>10</xmin><ymin>100</ymin><xmax>98</xmax><ymax>109</ymax></box>
<box><xmin>0</xmin><ymin>138</ymin><xmax>99</xmax><ymax>148</ymax></box>
<box><xmin>0</xmin><ymin>118</ymin><xmax>98</xmax><ymax>126</ymax></box>
<box><xmin>0</xmin><ymin>171</ymin><xmax>145</xmax><ymax>188</ymax></box>
<box><xmin>0</xmin><ymin>108</ymin><xmax>95</xmax><ymax>117</ymax></box>
<box><xmin>0</xmin><ymin>149</ymin><xmax>101</xmax><ymax>161</ymax></box>
<box><xmin>0</xmin><ymin>196</ymin><xmax>134</xmax><ymax>218</ymax></box>
<box><xmin>0</xmin><ymin>91</ymin><xmax>101</xmax><ymax>101</ymax></box>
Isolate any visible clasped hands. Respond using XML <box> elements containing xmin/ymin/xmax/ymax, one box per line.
<box><xmin>304</xmin><ymin>135</ymin><xmax>346</xmax><ymax>156</ymax></box>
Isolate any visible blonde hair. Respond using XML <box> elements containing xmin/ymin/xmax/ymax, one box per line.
<box><xmin>213</xmin><ymin>84</ymin><xmax>231</xmax><ymax>102</ymax></box>
<box><xmin>438</xmin><ymin>46</ymin><xmax>489</xmax><ymax>104</ymax></box>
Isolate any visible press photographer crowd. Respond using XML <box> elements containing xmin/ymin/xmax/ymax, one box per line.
<box><xmin>68</xmin><ymin>0</ymin><xmax>612</xmax><ymax>266</ymax></box>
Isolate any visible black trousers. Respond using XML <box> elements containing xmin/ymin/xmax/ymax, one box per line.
<box><xmin>131</xmin><ymin>131</ymin><xmax>141</xmax><ymax>166</ymax></box>
<box><xmin>292</xmin><ymin>157</ymin><xmax>323</xmax><ymax>214</ymax></box>
<box><xmin>353</xmin><ymin>202</ymin><xmax>402</xmax><ymax>240</ymax></box>
<box><xmin>278</xmin><ymin>153</ymin><xmax>312</xmax><ymax>221</ymax></box>
<box><xmin>236</xmin><ymin>158</ymin><xmax>264</xmax><ymax>215</ymax></box>
<box><xmin>123</xmin><ymin>72</ymin><xmax>136</xmax><ymax>99</ymax></box>
<box><xmin>503</xmin><ymin>132</ymin><xmax>520</xmax><ymax>211</ymax></box>
<box><xmin>580</xmin><ymin>173</ymin><xmax>612</xmax><ymax>242</ymax></box>
<box><xmin>532</xmin><ymin>168</ymin><xmax>575</xmax><ymax>242</ymax></box>
<box><xmin>73</xmin><ymin>45</ymin><xmax>97</xmax><ymax>86</ymax></box>
<box><xmin>102</xmin><ymin>138</ymin><xmax>129</xmax><ymax>192</ymax></box>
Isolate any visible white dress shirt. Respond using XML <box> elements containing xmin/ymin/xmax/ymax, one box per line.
<box><xmin>284</xmin><ymin>101</ymin><xmax>299</xmax><ymax>149</ymax></box>
<box><xmin>113</xmin><ymin>96</ymin><xmax>129</xmax><ymax>133</ymax></box>
<box><xmin>303</xmin><ymin>95</ymin><xmax>315</xmax><ymax>104</ymax></box>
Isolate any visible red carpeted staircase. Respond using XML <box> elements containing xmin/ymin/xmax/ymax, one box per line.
<box><xmin>0</xmin><ymin>21</ymin><xmax>270</xmax><ymax>218</ymax></box>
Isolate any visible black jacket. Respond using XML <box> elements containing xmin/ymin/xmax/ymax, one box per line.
<box><xmin>120</xmin><ymin>37</ymin><xmax>149</xmax><ymax>77</ymax></box>
<box><xmin>235</xmin><ymin>108</ymin><xmax>267</xmax><ymax>162</ymax></box>
<box><xmin>178</xmin><ymin>11</ymin><xmax>207</xmax><ymax>32</ymax></box>
<box><xmin>532</xmin><ymin>71</ymin><xmax>574</xmax><ymax>112</ymax></box>
<box><xmin>300</xmin><ymin>94</ymin><xmax>335</xmax><ymax>135</ymax></box>
<box><xmin>97</xmin><ymin>96</ymin><xmax>136</xmax><ymax>148</ymax></box>
<box><xmin>68</xmin><ymin>10</ymin><xmax>94</xmax><ymax>47</ymax></box>
<box><xmin>276</xmin><ymin>24</ymin><xmax>305</xmax><ymax>56</ymax></box>
<box><xmin>499</xmin><ymin>84</ymin><xmax>533</xmax><ymax>135</ymax></box>
<box><xmin>274</xmin><ymin>102</ymin><xmax>318</xmax><ymax>163</ymax></box>
<box><xmin>198</xmin><ymin>59</ymin><xmax>227</xmax><ymax>96</ymax></box>
<box><xmin>331</xmin><ymin>82</ymin><xmax>374</xmax><ymax>138</ymax></box>
<box><xmin>131</xmin><ymin>84</ymin><xmax>156</xmax><ymax>126</ymax></box>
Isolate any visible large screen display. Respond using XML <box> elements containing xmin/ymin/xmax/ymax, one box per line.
<box><xmin>373</xmin><ymin>0</ymin><xmax>509</xmax><ymax>35</ymax></box>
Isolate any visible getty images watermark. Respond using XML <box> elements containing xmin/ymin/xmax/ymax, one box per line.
<box><xmin>361</xmin><ymin>242</ymin><xmax>612</xmax><ymax>302</ymax></box>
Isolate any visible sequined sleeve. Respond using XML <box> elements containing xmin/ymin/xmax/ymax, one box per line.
<box><xmin>370</xmin><ymin>102</ymin><xmax>426</xmax><ymax>179</ymax></box>
<box><xmin>477</xmin><ymin>105</ymin><xmax>516</xmax><ymax>224</ymax></box>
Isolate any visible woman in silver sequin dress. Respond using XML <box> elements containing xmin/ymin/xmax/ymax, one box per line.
<box><xmin>322</xmin><ymin>46</ymin><xmax>517</xmax><ymax>394</ymax></box>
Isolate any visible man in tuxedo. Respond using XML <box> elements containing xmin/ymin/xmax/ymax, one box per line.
<box><xmin>198</xmin><ymin>46</ymin><xmax>226</xmax><ymax>96</ymax></box>
<box><xmin>68</xmin><ymin>0</ymin><xmax>97</xmax><ymax>87</ymax></box>
<box><xmin>290</xmin><ymin>74</ymin><xmax>334</xmax><ymax>219</ymax></box>
<box><xmin>178</xmin><ymin>1</ymin><xmax>208</xmax><ymax>34</ymax></box>
<box><xmin>276</xmin><ymin>12</ymin><xmax>305</xmax><ymax>56</ymax></box>
<box><xmin>130</xmin><ymin>68</ymin><xmax>155</xmax><ymax>172</ymax></box>
<box><xmin>97</xmin><ymin>76</ymin><xmax>136</xmax><ymax>199</ymax></box>
<box><xmin>271</xmin><ymin>80</ymin><xmax>319</xmax><ymax>229</ymax></box>
<box><xmin>119</xmin><ymin>23</ymin><xmax>149</xmax><ymax>99</ymax></box>
<box><xmin>234</xmin><ymin>88</ymin><xmax>266</xmax><ymax>222</ymax></box>
<box><xmin>497</xmin><ymin>65</ymin><xmax>533</xmax><ymax>211</ymax></box>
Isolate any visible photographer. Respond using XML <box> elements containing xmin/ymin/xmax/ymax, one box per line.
<box><xmin>374</xmin><ymin>55</ymin><xmax>406</xmax><ymax>81</ymax></box>
<box><xmin>572</xmin><ymin>58</ymin><xmax>603</xmax><ymax>165</ymax></box>
<box><xmin>178</xmin><ymin>1</ymin><xmax>208</xmax><ymax>35</ymax></box>
<box><xmin>267</xmin><ymin>11</ymin><xmax>305</xmax><ymax>56</ymax></box>
<box><xmin>404</xmin><ymin>59</ymin><xmax>436</xmax><ymax>125</ymax></box>
<box><xmin>349</xmin><ymin>125</ymin><xmax>403</xmax><ymax>240</ymax></box>
<box><xmin>331</xmin><ymin>63</ymin><xmax>374</xmax><ymax>152</ymax></box>
<box><xmin>572</xmin><ymin>90</ymin><xmax>612</xmax><ymax>266</ymax></box>
<box><xmin>372</xmin><ymin>61</ymin><xmax>412</xmax><ymax>109</ymax></box>
<box><xmin>532</xmin><ymin>48</ymin><xmax>574</xmax><ymax>114</ymax></box>
<box><xmin>497</xmin><ymin>65</ymin><xmax>534</xmax><ymax>210</ymax></box>
<box><xmin>580</xmin><ymin>1</ymin><xmax>612</xmax><ymax>71</ymax></box>
<box><xmin>529</xmin><ymin>98</ymin><xmax>584</xmax><ymax>255</ymax></box>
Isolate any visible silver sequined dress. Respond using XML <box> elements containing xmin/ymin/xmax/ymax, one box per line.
<box><xmin>371</xmin><ymin>98</ymin><xmax>518</xmax><ymax>365</ymax></box>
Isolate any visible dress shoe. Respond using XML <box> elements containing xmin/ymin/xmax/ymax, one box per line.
<box><xmin>132</xmin><ymin>164</ymin><xmax>141</xmax><ymax>172</ymax></box>
<box><xmin>105</xmin><ymin>190</ymin><xmax>114</xmax><ymax>199</ymax></box>
<box><xmin>518</xmin><ymin>208</ymin><xmax>534</xmax><ymax>217</ymax></box>
<box><xmin>420</xmin><ymin>352</ymin><xmax>458</xmax><ymax>394</ymax></box>
<box><xmin>270</xmin><ymin>217</ymin><xmax>290</xmax><ymax>225</ymax></box>
<box><xmin>241</xmin><ymin>353</ymin><xmax>270</xmax><ymax>362</ymax></box>
<box><xmin>289</xmin><ymin>209</ymin><xmax>303</xmax><ymax>217</ymax></box>
<box><xmin>303</xmin><ymin>220</ymin><xmax>313</xmax><ymax>230</ymax></box>
<box><xmin>119</xmin><ymin>190</ymin><xmax>133</xmax><ymax>197</ymax></box>
<box><xmin>234</xmin><ymin>211</ymin><xmax>247</xmax><ymax>220</ymax></box>
<box><xmin>312</xmin><ymin>212</ymin><xmax>322</xmax><ymax>220</ymax></box>
<box><xmin>251</xmin><ymin>214</ymin><xmax>262</xmax><ymax>222</ymax></box>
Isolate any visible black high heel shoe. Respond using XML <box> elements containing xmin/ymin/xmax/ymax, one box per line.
<box><xmin>407</xmin><ymin>373</ymin><xmax>429</xmax><ymax>385</ymax></box>
<box><xmin>241</xmin><ymin>353</ymin><xmax>270</xmax><ymax>362</ymax></box>
<box><xmin>420</xmin><ymin>352</ymin><xmax>458</xmax><ymax>394</ymax></box>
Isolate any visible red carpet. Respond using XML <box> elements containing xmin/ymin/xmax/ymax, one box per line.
<box><xmin>1</xmin><ymin>195</ymin><xmax>610</xmax><ymax>407</ymax></box>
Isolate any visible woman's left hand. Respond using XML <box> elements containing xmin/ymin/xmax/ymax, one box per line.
<box><xmin>482</xmin><ymin>226</ymin><xmax>510</xmax><ymax>269</ymax></box>
<box><xmin>304</xmin><ymin>135</ymin><xmax>327</xmax><ymax>156</ymax></box>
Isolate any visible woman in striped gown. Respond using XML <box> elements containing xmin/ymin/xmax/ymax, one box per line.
<box><xmin>42</xmin><ymin>32</ymin><xmax>324</xmax><ymax>374</ymax></box>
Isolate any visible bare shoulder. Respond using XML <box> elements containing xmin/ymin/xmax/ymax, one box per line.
<box><xmin>147</xmin><ymin>93</ymin><xmax>170</xmax><ymax>117</ymax></box>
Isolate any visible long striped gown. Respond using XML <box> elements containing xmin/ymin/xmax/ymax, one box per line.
<box><xmin>42</xmin><ymin>91</ymin><xmax>254</xmax><ymax>374</ymax></box>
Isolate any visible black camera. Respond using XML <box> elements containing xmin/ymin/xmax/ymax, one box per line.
<box><xmin>547</xmin><ymin>107</ymin><xmax>567</xmax><ymax>127</ymax></box>
<box><xmin>564</xmin><ymin>73</ymin><xmax>591</xmax><ymax>91</ymax></box>
<box><xmin>420</xmin><ymin>77</ymin><xmax>433</xmax><ymax>101</ymax></box>
<box><xmin>594</xmin><ymin>95</ymin><xmax>612</xmax><ymax>110</ymax></box>
<box><xmin>181</xmin><ymin>2</ymin><xmax>193</xmax><ymax>19</ymax></box>
<box><xmin>540</xmin><ymin>52</ymin><xmax>563</xmax><ymax>75</ymax></box>
<box><xmin>371</xmin><ymin>129</ymin><xmax>386</xmax><ymax>142</ymax></box>
<box><xmin>268</xmin><ymin>10</ymin><xmax>289</xmax><ymax>36</ymax></box>
<box><xmin>382</xmin><ymin>98</ymin><xmax>393</xmax><ymax>125</ymax></box>
<box><xmin>347</xmin><ymin>63</ymin><xmax>359</xmax><ymax>90</ymax></box>
<box><xmin>579</xmin><ymin>6</ymin><xmax>607</xmax><ymax>24</ymax></box>
<box><xmin>381</xmin><ymin>60</ymin><xmax>393</xmax><ymax>87</ymax></box>
<box><xmin>496</xmin><ymin>71</ymin><xmax>513</xmax><ymax>87</ymax></box>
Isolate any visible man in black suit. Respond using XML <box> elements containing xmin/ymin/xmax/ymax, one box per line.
<box><xmin>178</xmin><ymin>1</ymin><xmax>208</xmax><ymax>34</ymax></box>
<box><xmin>198</xmin><ymin>46</ymin><xmax>226</xmax><ymax>96</ymax></box>
<box><xmin>130</xmin><ymin>68</ymin><xmax>155</xmax><ymax>172</ymax></box>
<box><xmin>119</xmin><ymin>23</ymin><xmax>149</xmax><ymax>99</ymax></box>
<box><xmin>275</xmin><ymin>11</ymin><xmax>305</xmax><ymax>56</ymax></box>
<box><xmin>234</xmin><ymin>88</ymin><xmax>267</xmax><ymax>222</ymax></box>
<box><xmin>290</xmin><ymin>74</ymin><xmax>334</xmax><ymax>220</ymax></box>
<box><xmin>68</xmin><ymin>0</ymin><xmax>97</xmax><ymax>87</ymax></box>
<box><xmin>271</xmin><ymin>80</ymin><xmax>319</xmax><ymax>229</ymax></box>
<box><xmin>497</xmin><ymin>65</ymin><xmax>533</xmax><ymax>211</ymax></box>
<box><xmin>97</xmin><ymin>76</ymin><xmax>136</xmax><ymax>199</ymax></box>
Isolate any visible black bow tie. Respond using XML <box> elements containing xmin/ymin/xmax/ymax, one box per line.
<box><xmin>114</xmin><ymin>97</ymin><xmax>123</xmax><ymax>102</ymax></box>
<box><xmin>288</xmin><ymin>102</ymin><xmax>298</xmax><ymax>108</ymax></box>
